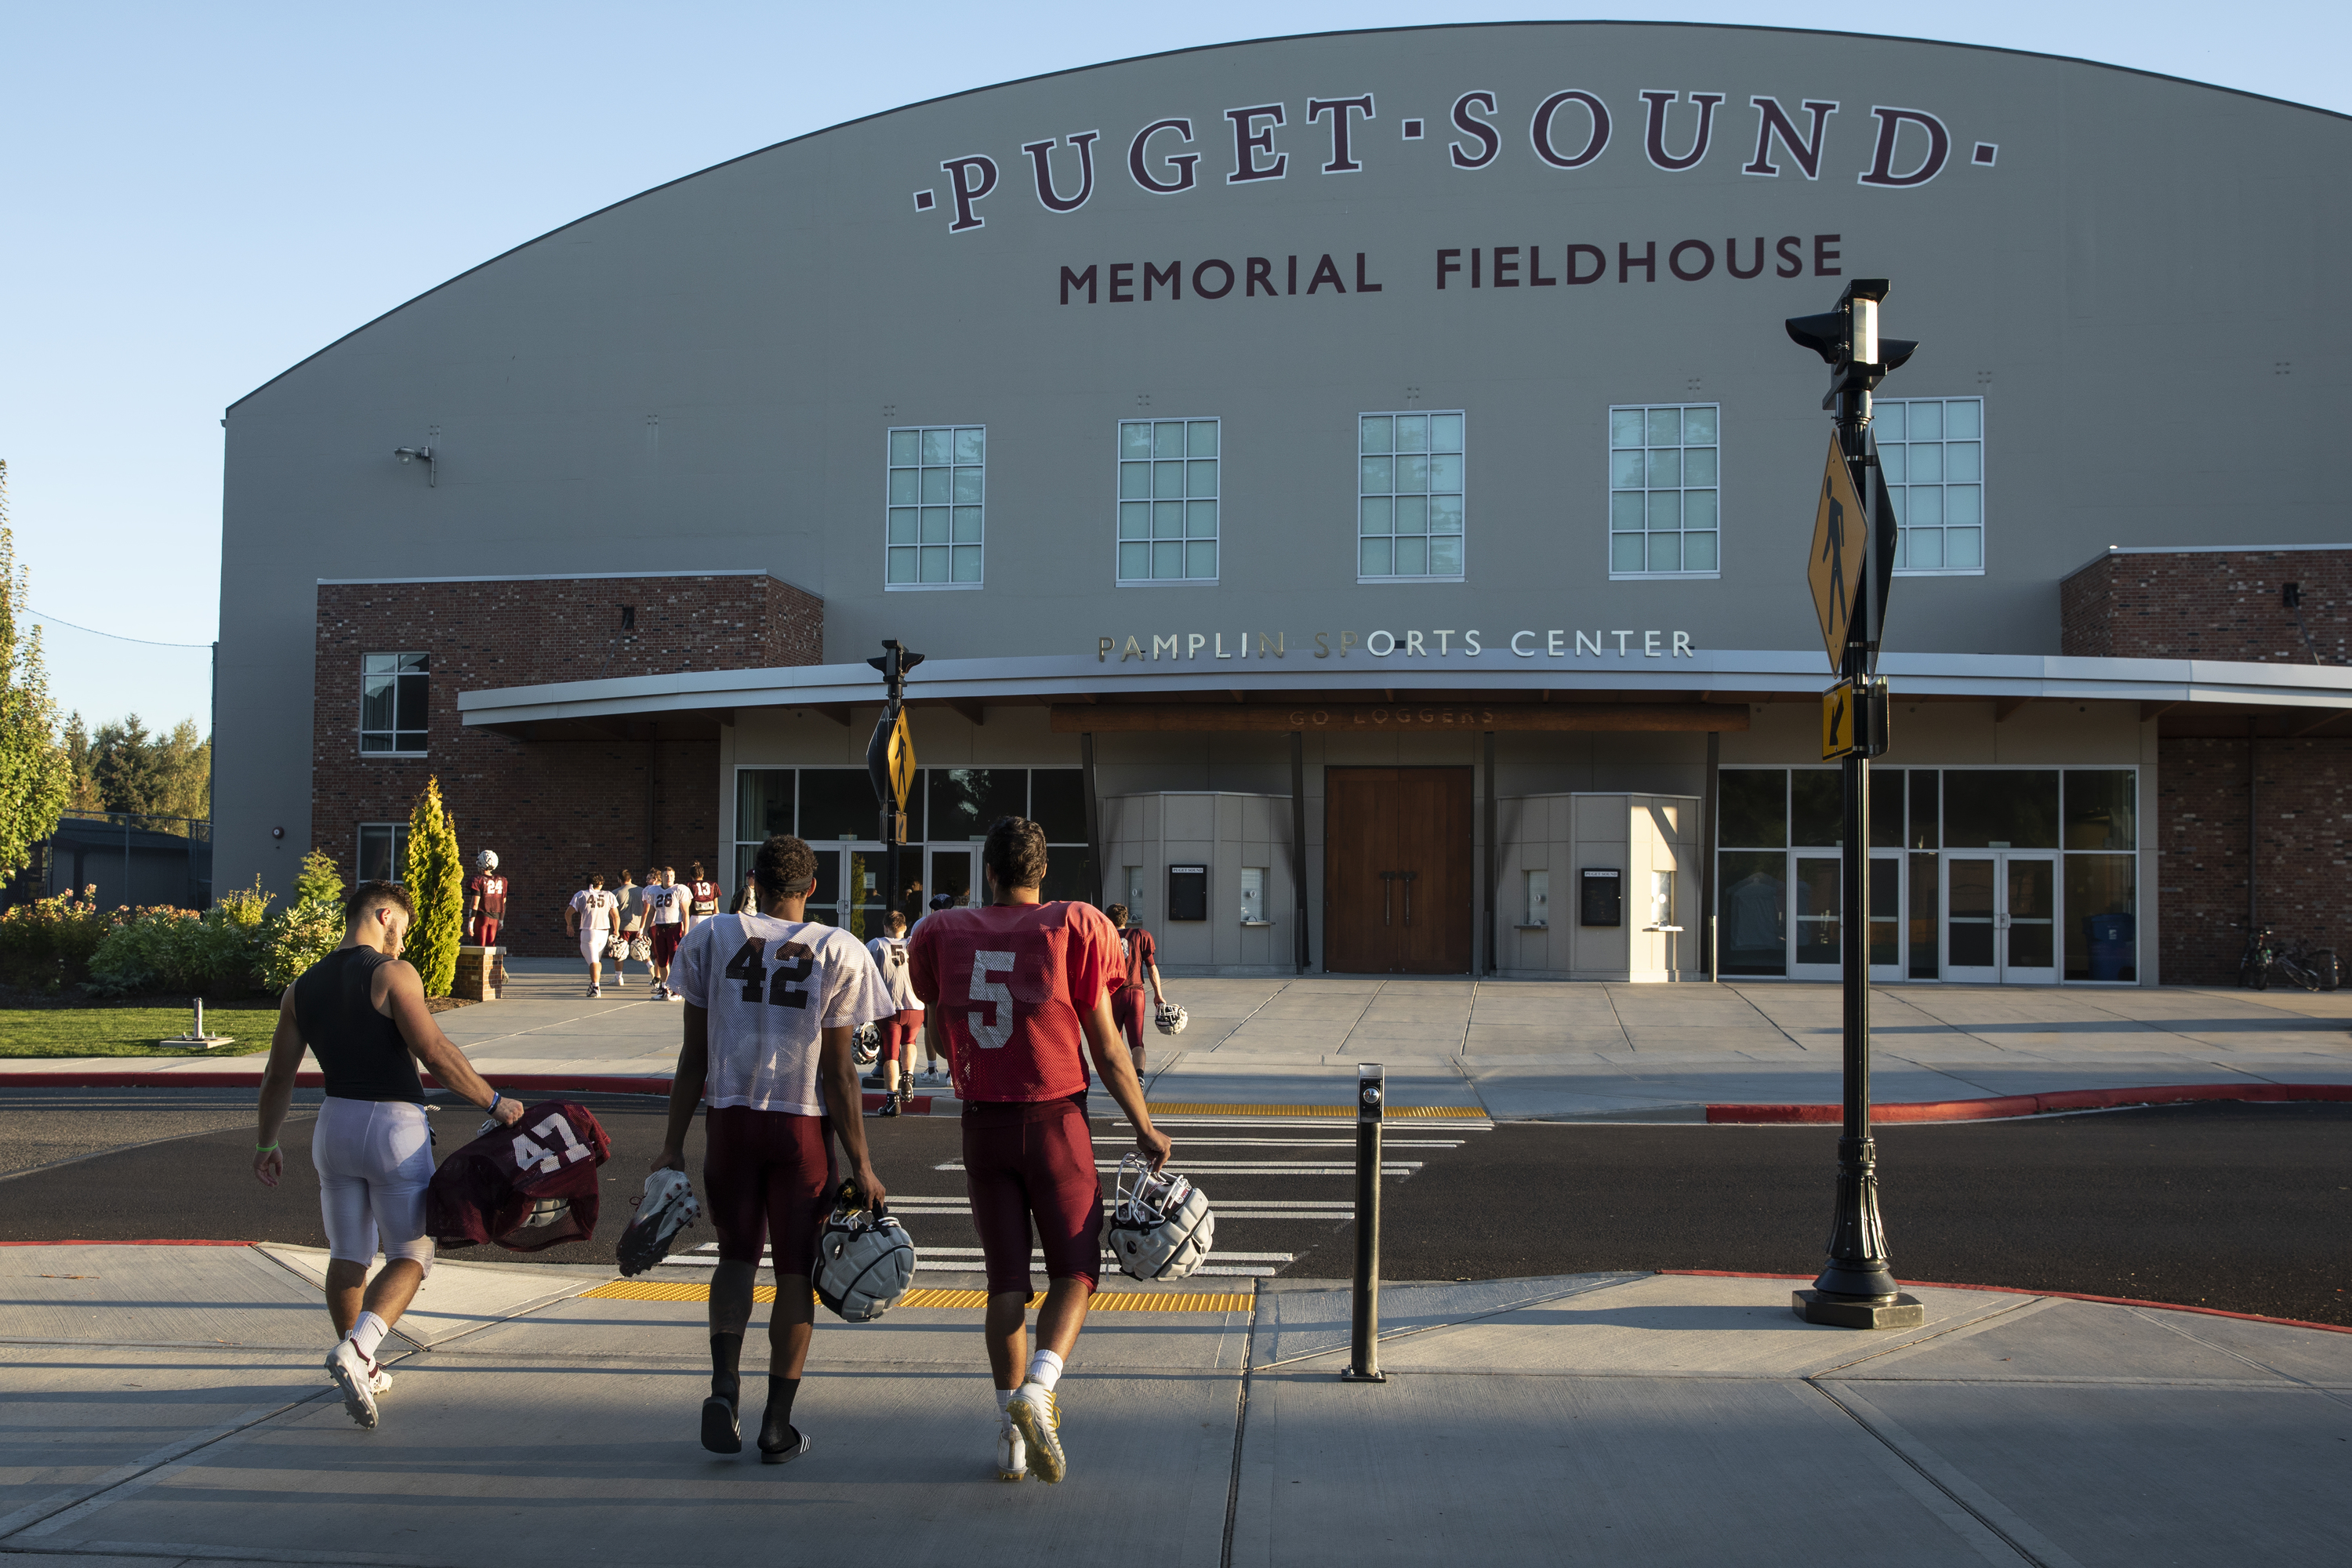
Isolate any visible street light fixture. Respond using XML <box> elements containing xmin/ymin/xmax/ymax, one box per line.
<box><xmin>392</xmin><ymin>447</ymin><xmax>437</xmax><ymax>487</ymax></box>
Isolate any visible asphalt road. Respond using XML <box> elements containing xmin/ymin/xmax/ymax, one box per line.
<box><xmin>2</xmin><ymin>1088</ymin><xmax>2344</xmax><ymax>1325</ymax></box>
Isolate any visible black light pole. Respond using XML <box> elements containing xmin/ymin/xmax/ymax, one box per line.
<box><xmin>866</xmin><ymin>641</ymin><xmax>924</xmax><ymax>931</ymax></box>
<box><xmin>1785</xmin><ymin>281</ymin><xmax>1925</xmax><ymax>1330</ymax></box>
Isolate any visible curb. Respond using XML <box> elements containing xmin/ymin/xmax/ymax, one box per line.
<box><xmin>1704</xmin><ymin>1082</ymin><xmax>2352</xmax><ymax>1124</ymax></box>
<box><xmin>0</xmin><ymin>1069</ymin><xmax>938</xmax><ymax>1116</ymax></box>
<box><xmin>1657</xmin><ymin>1269</ymin><xmax>2352</xmax><ymax>1336</ymax></box>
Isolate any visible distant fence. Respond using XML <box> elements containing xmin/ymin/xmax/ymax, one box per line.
<box><xmin>4</xmin><ymin>811</ymin><xmax>213</xmax><ymax>913</ymax></box>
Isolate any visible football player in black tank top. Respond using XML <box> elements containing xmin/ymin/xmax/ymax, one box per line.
<box><xmin>254</xmin><ymin>881</ymin><xmax>522</xmax><ymax>1428</ymax></box>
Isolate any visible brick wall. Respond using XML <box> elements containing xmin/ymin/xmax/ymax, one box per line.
<box><xmin>2156</xmin><ymin>735</ymin><xmax>2352</xmax><ymax>985</ymax></box>
<box><xmin>311</xmin><ymin>575</ymin><xmax>821</xmax><ymax>957</ymax></box>
<box><xmin>2063</xmin><ymin>549</ymin><xmax>2352</xmax><ymax>663</ymax></box>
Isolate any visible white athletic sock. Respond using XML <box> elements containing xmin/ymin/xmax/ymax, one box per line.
<box><xmin>349</xmin><ymin>1311</ymin><xmax>390</xmax><ymax>1363</ymax></box>
<box><xmin>996</xmin><ymin>1386</ymin><xmax>1014</xmax><ymax>1422</ymax></box>
<box><xmin>1025</xmin><ymin>1349</ymin><xmax>1064</xmax><ymax>1392</ymax></box>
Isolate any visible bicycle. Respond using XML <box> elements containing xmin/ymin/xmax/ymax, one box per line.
<box><xmin>2237</xmin><ymin>926</ymin><xmax>2276</xmax><ymax>990</ymax></box>
<box><xmin>2273</xmin><ymin>936</ymin><xmax>2342</xmax><ymax>993</ymax></box>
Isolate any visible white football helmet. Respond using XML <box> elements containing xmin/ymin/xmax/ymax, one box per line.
<box><xmin>815</xmin><ymin>1189</ymin><xmax>917</xmax><ymax>1322</ymax></box>
<box><xmin>475</xmin><ymin>850</ymin><xmax>499</xmax><ymax>870</ymax></box>
<box><xmin>615</xmin><ymin>1168</ymin><xmax>702</xmax><ymax>1277</ymax></box>
<box><xmin>1154</xmin><ymin>1003</ymin><xmax>1189</xmax><ymax>1036</ymax></box>
<box><xmin>1108</xmin><ymin>1154</ymin><xmax>1214</xmax><ymax>1280</ymax></box>
<box><xmin>853</xmin><ymin>1022</ymin><xmax>882</xmax><ymax>1067</ymax></box>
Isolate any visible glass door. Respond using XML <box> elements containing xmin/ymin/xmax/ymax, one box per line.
<box><xmin>1790</xmin><ymin>855</ymin><xmax>1843</xmax><ymax>980</ymax></box>
<box><xmin>1868</xmin><ymin>854</ymin><xmax>1904</xmax><ymax>982</ymax></box>
<box><xmin>806</xmin><ymin>845</ymin><xmax>887</xmax><ymax>940</ymax></box>
<box><xmin>927</xmin><ymin>847</ymin><xmax>975</xmax><ymax>913</ymax></box>
<box><xmin>1944</xmin><ymin>852</ymin><xmax>2057</xmax><ymax>984</ymax></box>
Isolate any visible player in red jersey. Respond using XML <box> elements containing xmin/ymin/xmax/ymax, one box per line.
<box><xmin>684</xmin><ymin>862</ymin><xmax>722</xmax><ymax>935</ymax></box>
<box><xmin>465</xmin><ymin>851</ymin><xmax>508</xmax><ymax>948</ymax></box>
<box><xmin>907</xmin><ymin>816</ymin><xmax>1171</xmax><ymax>1485</ymax></box>
<box><xmin>1102</xmin><ymin>903</ymin><xmax>1168</xmax><ymax>1076</ymax></box>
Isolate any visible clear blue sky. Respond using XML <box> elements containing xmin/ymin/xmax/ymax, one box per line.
<box><xmin>7</xmin><ymin>2</ymin><xmax>2343</xmax><ymax>735</ymax></box>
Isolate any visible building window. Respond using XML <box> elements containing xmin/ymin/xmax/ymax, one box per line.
<box><xmin>1358</xmin><ymin>411</ymin><xmax>1465</xmax><ymax>579</ymax></box>
<box><xmin>1878</xmin><ymin>398</ymin><xmax>1984</xmax><ymax>573</ymax></box>
<box><xmin>1609</xmin><ymin>405</ymin><xmax>1719</xmax><ymax>577</ymax></box>
<box><xmin>886</xmin><ymin>426</ymin><xmax>984</xmax><ymax>588</ymax></box>
<box><xmin>360</xmin><ymin>653</ymin><xmax>428</xmax><ymax>753</ymax></box>
<box><xmin>1117</xmin><ymin>419</ymin><xmax>1218</xmax><ymax>583</ymax></box>
<box><xmin>358</xmin><ymin>822</ymin><xmax>408</xmax><ymax>884</ymax></box>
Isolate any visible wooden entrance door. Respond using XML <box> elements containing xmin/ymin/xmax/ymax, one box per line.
<box><xmin>1324</xmin><ymin>767</ymin><xmax>1474</xmax><ymax>974</ymax></box>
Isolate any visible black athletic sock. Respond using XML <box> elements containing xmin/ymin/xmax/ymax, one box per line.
<box><xmin>710</xmin><ymin>1331</ymin><xmax>743</xmax><ymax>1407</ymax></box>
<box><xmin>759</xmin><ymin>1375</ymin><xmax>801</xmax><ymax>1448</ymax></box>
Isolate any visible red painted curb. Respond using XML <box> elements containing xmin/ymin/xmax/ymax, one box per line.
<box><xmin>1658</xmin><ymin>1269</ymin><xmax>2352</xmax><ymax>1335</ymax></box>
<box><xmin>1705</xmin><ymin>1082</ymin><xmax>2352</xmax><ymax>1124</ymax></box>
<box><xmin>0</xmin><ymin>1069</ymin><xmax>942</xmax><ymax>1116</ymax></box>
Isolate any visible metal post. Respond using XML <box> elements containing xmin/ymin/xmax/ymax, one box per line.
<box><xmin>1482</xmin><ymin>730</ymin><xmax>1497</xmax><ymax>975</ymax></box>
<box><xmin>1290</xmin><ymin>731</ymin><xmax>1310</xmax><ymax>975</ymax></box>
<box><xmin>1081</xmin><ymin>731</ymin><xmax>1103</xmax><ymax>907</ymax></box>
<box><xmin>1701</xmin><ymin>730</ymin><xmax>1720</xmax><ymax>981</ymax></box>
<box><xmin>1341</xmin><ymin>1062</ymin><xmax>1388</xmax><ymax>1382</ymax></box>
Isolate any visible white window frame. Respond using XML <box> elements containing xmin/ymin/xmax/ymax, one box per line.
<box><xmin>359</xmin><ymin>652</ymin><xmax>429</xmax><ymax>756</ymax></box>
<box><xmin>1878</xmin><ymin>397</ymin><xmax>1987</xmax><ymax>577</ymax></box>
<box><xmin>357</xmin><ymin>822</ymin><xmax>409</xmax><ymax>884</ymax></box>
<box><xmin>1606</xmin><ymin>403</ymin><xmax>1722</xmax><ymax>581</ymax></box>
<box><xmin>1115</xmin><ymin>416</ymin><xmax>1221</xmax><ymax>587</ymax></box>
<box><xmin>1356</xmin><ymin>409</ymin><xmax>1467</xmax><ymax>583</ymax></box>
<box><xmin>884</xmin><ymin>425</ymin><xmax>985</xmax><ymax>591</ymax></box>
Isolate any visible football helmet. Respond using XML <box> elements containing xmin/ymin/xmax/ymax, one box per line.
<box><xmin>1107</xmin><ymin>1153</ymin><xmax>1214</xmax><ymax>1280</ymax></box>
<box><xmin>853</xmin><ymin>1022</ymin><xmax>882</xmax><ymax>1068</ymax></box>
<box><xmin>475</xmin><ymin>850</ymin><xmax>499</xmax><ymax>870</ymax></box>
<box><xmin>515</xmin><ymin>1196</ymin><xmax>571</xmax><ymax>1229</ymax></box>
<box><xmin>627</xmin><ymin>935</ymin><xmax>651</xmax><ymax>963</ymax></box>
<box><xmin>1154</xmin><ymin>1003</ymin><xmax>1189</xmax><ymax>1036</ymax></box>
<box><xmin>615</xmin><ymin>1167</ymin><xmax>702</xmax><ymax>1276</ymax></box>
<box><xmin>814</xmin><ymin>1185</ymin><xmax>917</xmax><ymax>1322</ymax></box>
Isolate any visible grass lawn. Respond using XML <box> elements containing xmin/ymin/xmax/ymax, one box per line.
<box><xmin>0</xmin><ymin>1007</ymin><xmax>278</xmax><ymax>1058</ymax></box>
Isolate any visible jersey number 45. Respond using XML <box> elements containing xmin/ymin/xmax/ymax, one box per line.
<box><xmin>724</xmin><ymin>938</ymin><xmax>814</xmax><ymax>1009</ymax></box>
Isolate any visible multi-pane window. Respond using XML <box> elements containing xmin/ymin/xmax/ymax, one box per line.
<box><xmin>1359</xmin><ymin>411</ymin><xmax>1465</xmax><ymax>579</ymax></box>
<box><xmin>886</xmin><ymin>426</ymin><xmax>984</xmax><ymax>587</ymax></box>
<box><xmin>1609</xmin><ymin>405</ymin><xmax>1720</xmax><ymax>576</ymax></box>
<box><xmin>360</xmin><ymin>653</ymin><xmax>428</xmax><ymax>753</ymax></box>
<box><xmin>1117</xmin><ymin>419</ymin><xmax>1219</xmax><ymax>583</ymax></box>
<box><xmin>358</xmin><ymin>823</ymin><xmax>408</xmax><ymax>884</ymax></box>
<box><xmin>1878</xmin><ymin>398</ymin><xmax>1984</xmax><ymax>573</ymax></box>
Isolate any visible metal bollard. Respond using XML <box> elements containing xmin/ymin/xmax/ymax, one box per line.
<box><xmin>1341</xmin><ymin>1062</ymin><xmax>1388</xmax><ymax>1384</ymax></box>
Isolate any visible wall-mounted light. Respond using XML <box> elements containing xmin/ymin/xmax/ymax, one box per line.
<box><xmin>2283</xmin><ymin>583</ymin><xmax>2303</xmax><ymax>610</ymax></box>
<box><xmin>393</xmin><ymin>446</ymin><xmax>437</xmax><ymax>487</ymax></box>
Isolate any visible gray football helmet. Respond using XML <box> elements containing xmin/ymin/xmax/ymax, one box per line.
<box><xmin>853</xmin><ymin>1022</ymin><xmax>882</xmax><ymax>1067</ymax></box>
<box><xmin>1154</xmin><ymin>1002</ymin><xmax>1189</xmax><ymax>1036</ymax></box>
<box><xmin>474</xmin><ymin>849</ymin><xmax>499</xmax><ymax>870</ymax></box>
<box><xmin>1108</xmin><ymin>1154</ymin><xmax>1214</xmax><ymax>1281</ymax></box>
<box><xmin>814</xmin><ymin>1188</ymin><xmax>917</xmax><ymax>1322</ymax></box>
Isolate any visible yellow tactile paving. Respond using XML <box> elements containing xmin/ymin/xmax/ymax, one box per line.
<box><xmin>1145</xmin><ymin>1102</ymin><xmax>1485</xmax><ymax>1119</ymax></box>
<box><xmin>581</xmin><ymin>1280</ymin><xmax>1253</xmax><ymax>1313</ymax></box>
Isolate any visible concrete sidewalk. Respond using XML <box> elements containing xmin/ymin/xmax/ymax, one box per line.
<box><xmin>10</xmin><ymin>961</ymin><xmax>2349</xmax><ymax>1122</ymax></box>
<box><xmin>2</xmin><ymin>1242</ymin><xmax>2344</xmax><ymax>1566</ymax></box>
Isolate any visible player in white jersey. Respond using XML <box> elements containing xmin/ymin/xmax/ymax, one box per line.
<box><xmin>643</xmin><ymin>867</ymin><xmax>688</xmax><ymax>1000</ymax></box>
<box><xmin>566</xmin><ymin>873</ymin><xmax>623</xmax><ymax>997</ymax></box>
<box><xmin>654</xmin><ymin>834</ymin><xmax>895</xmax><ymax>1464</ymax></box>
<box><xmin>864</xmin><ymin>909</ymin><xmax>924</xmax><ymax>1114</ymax></box>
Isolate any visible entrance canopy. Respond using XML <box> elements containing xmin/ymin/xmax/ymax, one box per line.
<box><xmin>457</xmin><ymin>647</ymin><xmax>2352</xmax><ymax>740</ymax></box>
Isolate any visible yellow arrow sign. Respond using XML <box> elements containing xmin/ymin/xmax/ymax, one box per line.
<box><xmin>886</xmin><ymin>709</ymin><xmax>917</xmax><ymax>808</ymax></box>
<box><xmin>1808</xmin><ymin>434</ymin><xmax>1870</xmax><ymax>672</ymax></box>
<box><xmin>1822</xmin><ymin>681</ymin><xmax>1857</xmax><ymax>760</ymax></box>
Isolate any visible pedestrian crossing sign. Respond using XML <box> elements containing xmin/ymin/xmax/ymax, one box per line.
<box><xmin>886</xmin><ymin>709</ymin><xmax>917</xmax><ymax>807</ymax></box>
<box><xmin>1809</xmin><ymin>434</ymin><xmax>1871</xmax><ymax>672</ymax></box>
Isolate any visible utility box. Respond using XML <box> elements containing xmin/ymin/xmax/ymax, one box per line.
<box><xmin>1579</xmin><ymin>867</ymin><xmax>1623</xmax><ymax>927</ymax></box>
<box><xmin>1167</xmin><ymin>864</ymin><xmax>1208</xmax><ymax>921</ymax></box>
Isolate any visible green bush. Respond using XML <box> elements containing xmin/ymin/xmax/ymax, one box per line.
<box><xmin>406</xmin><ymin>778</ymin><xmax>463</xmax><ymax>996</ymax></box>
<box><xmin>259</xmin><ymin>893</ymin><xmax>344</xmax><ymax>992</ymax></box>
<box><xmin>0</xmin><ymin>886</ymin><xmax>117</xmax><ymax>989</ymax></box>
<box><xmin>292</xmin><ymin>847</ymin><xmax>343</xmax><ymax>908</ymax></box>
<box><xmin>88</xmin><ymin>883</ymin><xmax>273</xmax><ymax>998</ymax></box>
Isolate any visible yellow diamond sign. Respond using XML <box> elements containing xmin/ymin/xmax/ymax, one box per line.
<box><xmin>886</xmin><ymin>709</ymin><xmax>916</xmax><ymax>808</ymax></box>
<box><xmin>1809</xmin><ymin>434</ymin><xmax>1870</xmax><ymax>672</ymax></box>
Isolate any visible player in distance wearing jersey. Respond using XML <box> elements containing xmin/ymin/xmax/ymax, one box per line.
<box><xmin>907</xmin><ymin>816</ymin><xmax>1172</xmax><ymax>1484</ymax></box>
<box><xmin>653</xmin><ymin>835</ymin><xmax>894</xmax><ymax>1465</ymax></box>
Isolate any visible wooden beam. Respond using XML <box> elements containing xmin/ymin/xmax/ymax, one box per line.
<box><xmin>2139</xmin><ymin>701</ymin><xmax>2179</xmax><ymax>722</ymax></box>
<box><xmin>1994</xmin><ymin>696</ymin><xmax>2033</xmax><ymax>722</ymax></box>
<box><xmin>1051</xmin><ymin>702</ymin><xmax>1749</xmax><ymax>734</ymax></box>
<box><xmin>945</xmin><ymin>698</ymin><xmax>985</xmax><ymax>727</ymax></box>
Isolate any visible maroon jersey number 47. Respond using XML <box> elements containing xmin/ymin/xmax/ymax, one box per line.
<box><xmin>906</xmin><ymin>901</ymin><xmax>1120</xmax><ymax>1103</ymax></box>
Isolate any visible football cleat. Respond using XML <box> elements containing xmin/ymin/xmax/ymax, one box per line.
<box><xmin>587</xmin><ymin>985</ymin><xmax>601</xmax><ymax>998</ymax></box>
<box><xmin>1154</xmin><ymin>1003</ymin><xmax>1188</xmax><ymax>1036</ymax></box>
<box><xmin>812</xmin><ymin>1185</ymin><xmax>917</xmax><ymax>1322</ymax></box>
<box><xmin>616</xmin><ymin>1168</ymin><xmax>702</xmax><ymax>1276</ymax></box>
<box><xmin>1108</xmin><ymin>1152</ymin><xmax>1215</xmax><ymax>1281</ymax></box>
<box><xmin>326</xmin><ymin>1359</ymin><xmax>394</xmax><ymax>1396</ymax></box>
<box><xmin>327</xmin><ymin>1340</ymin><xmax>379</xmax><ymax>1429</ymax></box>
<box><xmin>1006</xmin><ymin>1384</ymin><xmax>1065</xmax><ymax>1483</ymax></box>
<box><xmin>996</xmin><ymin>1421</ymin><xmax>1027</xmax><ymax>1481</ymax></box>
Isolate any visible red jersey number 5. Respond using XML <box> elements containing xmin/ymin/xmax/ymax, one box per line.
<box><xmin>969</xmin><ymin>950</ymin><xmax>1014</xmax><ymax>1050</ymax></box>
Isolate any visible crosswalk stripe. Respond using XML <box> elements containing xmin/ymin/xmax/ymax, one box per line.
<box><xmin>583</xmin><ymin>1281</ymin><xmax>1251</xmax><ymax>1312</ymax></box>
<box><xmin>1145</xmin><ymin>1102</ymin><xmax>1484</xmax><ymax>1119</ymax></box>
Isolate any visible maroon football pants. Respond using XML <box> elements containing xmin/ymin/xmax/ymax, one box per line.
<box><xmin>961</xmin><ymin>1094</ymin><xmax>1101</xmax><ymax>1294</ymax></box>
<box><xmin>702</xmin><ymin>1106</ymin><xmax>835</xmax><ymax>1276</ymax></box>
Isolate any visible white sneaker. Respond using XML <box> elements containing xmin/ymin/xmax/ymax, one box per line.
<box><xmin>326</xmin><ymin>1340</ymin><xmax>379</xmax><ymax>1429</ymax></box>
<box><xmin>1005</xmin><ymin>1382</ymin><xmax>1064</xmax><ymax>1483</ymax></box>
<box><xmin>652</xmin><ymin>983</ymin><xmax>668</xmax><ymax>1000</ymax></box>
<box><xmin>588</xmin><ymin>985</ymin><xmax>601</xmax><ymax>998</ymax></box>
<box><xmin>670</xmin><ymin>991</ymin><xmax>686</xmax><ymax>1004</ymax></box>
<box><xmin>996</xmin><ymin>1419</ymin><xmax>1027</xmax><ymax>1481</ymax></box>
